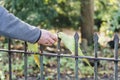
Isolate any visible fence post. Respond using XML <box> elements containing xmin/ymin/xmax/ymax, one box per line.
<box><xmin>40</xmin><ymin>45</ymin><xmax>44</xmax><ymax>80</ymax></box>
<box><xmin>8</xmin><ymin>38</ymin><xmax>12</xmax><ymax>80</ymax></box>
<box><xmin>74</xmin><ymin>32</ymin><xmax>79</xmax><ymax>80</ymax></box>
<box><xmin>114</xmin><ymin>33</ymin><xmax>119</xmax><ymax>80</ymax></box>
<box><xmin>57</xmin><ymin>38</ymin><xmax>61</xmax><ymax>80</ymax></box>
<box><xmin>24</xmin><ymin>42</ymin><xmax>28</xmax><ymax>80</ymax></box>
<box><xmin>93</xmin><ymin>33</ymin><xmax>99</xmax><ymax>80</ymax></box>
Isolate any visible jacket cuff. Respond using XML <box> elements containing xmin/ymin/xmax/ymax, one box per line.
<box><xmin>35</xmin><ymin>29</ymin><xmax>42</xmax><ymax>43</ymax></box>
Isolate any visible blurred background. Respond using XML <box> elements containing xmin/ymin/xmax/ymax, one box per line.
<box><xmin>0</xmin><ymin>0</ymin><xmax>120</xmax><ymax>80</ymax></box>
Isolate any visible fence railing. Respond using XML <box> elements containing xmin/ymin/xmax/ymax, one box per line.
<box><xmin>0</xmin><ymin>32</ymin><xmax>119</xmax><ymax>80</ymax></box>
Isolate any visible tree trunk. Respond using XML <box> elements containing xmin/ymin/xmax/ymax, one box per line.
<box><xmin>80</xmin><ymin>0</ymin><xmax>94</xmax><ymax>45</ymax></box>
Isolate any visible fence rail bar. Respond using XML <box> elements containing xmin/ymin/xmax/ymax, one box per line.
<box><xmin>94</xmin><ymin>33</ymin><xmax>99</xmax><ymax>80</ymax></box>
<box><xmin>114</xmin><ymin>34</ymin><xmax>119</xmax><ymax>80</ymax></box>
<box><xmin>1</xmin><ymin>49</ymin><xmax>120</xmax><ymax>61</ymax></box>
<box><xmin>8</xmin><ymin>38</ymin><xmax>12</xmax><ymax>80</ymax></box>
<box><xmin>1</xmin><ymin>32</ymin><xmax>120</xmax><ymax>80</ymax></box>
<box><xmin>24</xmin><ymin>42</ymin><xmax>28</xmax><ymax>80</ymax></box>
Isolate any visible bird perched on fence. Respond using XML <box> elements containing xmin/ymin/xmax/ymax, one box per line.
<box><xmin>57</xmin><ymin>32</ymin><xmax>92</xmax><ymax>67</ymax></box>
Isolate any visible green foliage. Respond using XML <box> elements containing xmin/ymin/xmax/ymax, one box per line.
<box><xmin>95</xmin><ymin>0</ymin><xmax>120</xmax><ymax>33</ymax></box>
<box><xmin>3</xmin><ymin>0</ymin><xmax>57</xmax><ymax>28</ymax></box>
<box><xmin>3</xmin><ymin>0</ymin><xmax>80</xmax><ymax>29</ymax></box>
<box><xmin>60</xmin><ymin>58</ymin><xmax>75</xmax><ymax>70</ymax></box>
<box><xmin>1</xmin><ymin>0</ymin><xmax>120</xmax><ymax>31</ymax></box>
<box><xmin>109</xmin><ymin>9</ymin><xmax>120</xmax><ymax>31</ymax></box>
<box><xmin>95</xmin><ymin>0</ymin><xmax>120</xmax><ymax>21</ymax></box>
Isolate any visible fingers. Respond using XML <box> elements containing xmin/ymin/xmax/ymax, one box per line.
<box><xmin>50</xmin><ymin>33</ymin><xmax>58</xmax><ymax>40</ymax></box>
<box><xmin>44</xmin><ymin>37</ymin><xmax>56</xmax><ymax>46</ymax></box>
<box><xmin>48</xmin><ymin>37</ymin><xmax>55</xmax><ymax>44</ymax></box>
<box><xmin>52</xmin><ymin>34</ymin><xmax>58</xmax><ymax>41</ymax></box>
<box><xmin>49</xmin><ymin>33</ymin><xmax>58</xmax><ymax>41</ymax></box>
<box><xmin>37</xmin><ymin>29</ymin><xmax>58</xmax><ymax>46</ymax></box>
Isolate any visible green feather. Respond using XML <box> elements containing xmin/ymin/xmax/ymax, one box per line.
<box><xmin>58</xmin><ymin>32</ymin><xmax>92</xmax><ymax>67</ymax></box>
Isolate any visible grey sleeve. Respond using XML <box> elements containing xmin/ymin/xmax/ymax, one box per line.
<box><xmin>0</xmin><ymin>6</ymin><xmax>41</xmax><ymax>43</ymax></box>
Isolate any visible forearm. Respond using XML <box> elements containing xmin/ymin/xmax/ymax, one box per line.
<box><xmin>0</xmin><ymin>6</ymin><xmax>41</xmax><ymax>43</ymax></box>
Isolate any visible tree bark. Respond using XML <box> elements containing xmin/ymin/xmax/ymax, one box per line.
<box><xmin>80</xmin><ymin>0</ymin><xmax>94</xmax><ymax>45</ymax></box>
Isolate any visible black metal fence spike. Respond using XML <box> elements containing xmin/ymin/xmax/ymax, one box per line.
<box><xmin>74</xmin><ymin>32</ymin><xmax>79</xmax><ymax>41</ymax></box>
<box><xmin>74</xmin><ymin>32</ymin><xmax>79</xmax><ymax>80</ymax></box>
<box><xmin>39</xmin><ymin>44</ymin><xmax>44</xmax><ymax>53</ymax></box>
<box><xmin>114</xmin><ymin>33</ymin><xmax>119</xmax><ymax>42</ymax></box>
<box><xmin>93</xmin><ymin>33</ymin><xmax>99</xmax><ymax>42</ymax></box>
<box><xmin>8</xmin><ymin>38</ymin><xmax>12</xmax><ymax>80</ymax></box>
<box><xmin>24</xmin><ymin>41</ymin><xmax>28</xmax><ymax>80</ymax></box>
<box><xmin>57</xmin><ymin>37</ymin><xmax>61</xmax><ymax>80</ymax></box>
<box><xmin>58</xmin><ymin>37</ymin><xmax>61</xmax><ymax>44</ymax></box>
<box><xmin>93</xmin><ymin>33</ymin><xmax>99</xmax><ymax>80</ymax></box>
<box><xmin>39</xmin><ymin>45</ymin><xmax>44</xmax><ymax>80</ymax></box>
<box><xmin>114</xmin><ymin>33</ymin><xmax>119</xmax><ymax>80</ymax></box>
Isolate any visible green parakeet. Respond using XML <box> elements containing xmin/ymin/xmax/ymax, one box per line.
<box><xmin>27</xmin><ymin>43</ymin><xmax>40</xmax><ymax>68</ymax></box>
<box><xmin>57</xmin><ymin>32</ymin><xmax>92</xmax><ymax>67</ymax></box>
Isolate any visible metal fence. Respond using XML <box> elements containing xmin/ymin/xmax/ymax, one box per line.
<box><xmin>0</xmin><ymin>32</ymin><xmax>119</xmax><ymax>80</ymax></box>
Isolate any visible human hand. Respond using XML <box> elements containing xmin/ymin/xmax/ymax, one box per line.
<box><xmin>37</xmin><ymin>29</ymin><xmax>58</xmax><ymax>46</ymax></box>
